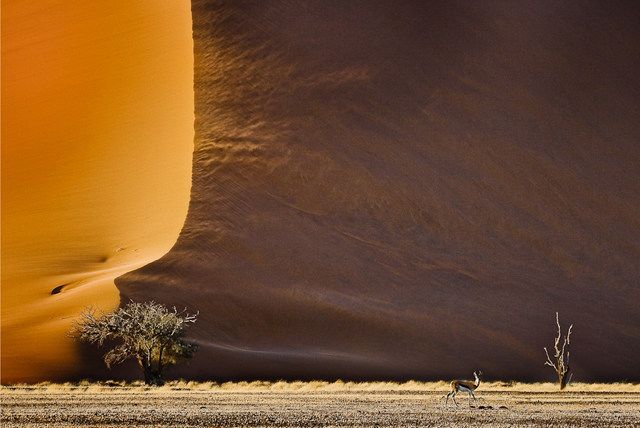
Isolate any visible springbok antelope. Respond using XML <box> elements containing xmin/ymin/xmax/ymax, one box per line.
<box><xmin>445</xmin><ymin>371</ymin><xmax>482</xmax><ymax>407</ymax></box>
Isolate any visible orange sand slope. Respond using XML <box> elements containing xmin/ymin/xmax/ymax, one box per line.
<box><xmin>1</xmin><ymin>1</ymin><xmax>194</xmax><ymax>383</ymax></box>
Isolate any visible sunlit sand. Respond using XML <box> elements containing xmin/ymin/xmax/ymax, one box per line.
<box><xmin>1</xmin><ymin>0</ymin><xmax>194</xmax><ymax>382</ymax></box>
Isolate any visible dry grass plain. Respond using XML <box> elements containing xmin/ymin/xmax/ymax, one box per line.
<box><xmin>1</xmin><ymin>381</ymin><xmax>639</xmax><ymax>427</ymax></box>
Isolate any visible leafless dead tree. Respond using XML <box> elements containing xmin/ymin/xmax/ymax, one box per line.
<box><xmin>544</xmin><ymin>312</ymin><xmax>573</xmax><ymax>390</ymax></box>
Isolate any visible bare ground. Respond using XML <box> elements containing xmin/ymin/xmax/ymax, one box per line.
<box><xmin>1</xmin><ymin>382</ymin><xmax>639</xmax><ymax>427</ymax></box>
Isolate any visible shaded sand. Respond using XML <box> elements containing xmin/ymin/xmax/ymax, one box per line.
<box><xmin>1</xmin><ymin>1</ymin><xmax>194</xmax><ymax>382</ymax></box>
<box><xmin>118</xmin><ymin>0</ymin><xmax>640</xmax><ymax>382</ymax></box>
<box><xmin>1</xmin><ymin>382</ymin><xmax>639</xmax><ymax>427</ymax></box>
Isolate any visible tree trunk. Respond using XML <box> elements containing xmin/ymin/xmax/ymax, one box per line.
<box><xmin>137</xmin><ymin>349</ymin><xmax>166</xmax><ymax>386</ymax></box>
<box><xmin>143</xmin><ymin>364</ymin><xmax>153</xmax><ymax>385</ymax></box>
<box><xmin>559</xmin><ymin>368</ymin><xmax>571</xmax><ymax>390</ymax></box>
<box><xmin>142</xmin><ymin>363</ymin><xmax>164</xmax><ymax>386</ymax></box>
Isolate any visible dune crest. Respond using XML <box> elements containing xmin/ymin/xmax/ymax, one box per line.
<box><xmin>1</xmin><ymin>0</ymin><xmax>194</xmax><ymax>383</ymax></box>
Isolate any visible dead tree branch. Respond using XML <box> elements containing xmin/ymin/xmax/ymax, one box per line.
<box><xmin>544</xmin><ymin>312</ymin><xmax>573</xmax><ymax>390</ymax></box>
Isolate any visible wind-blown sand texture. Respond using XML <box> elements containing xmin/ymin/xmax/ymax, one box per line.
<box><xmin>1</xmin><ymin>1</ymin><xmax>194</xmax><ymax>382</ymax></box>
<box><xmin>117</xmin><ymin>1</ymin><xmax>640</xmax><ymax>381</ymax></box>
<box><xmin>1</xmin><ymin>382</ymin><xmax>639</xmax><ymax>427</ymax></box>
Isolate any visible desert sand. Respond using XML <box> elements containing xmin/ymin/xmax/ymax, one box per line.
<box><xmin>117</xmin><ymin>0</ymin><xmax>640</xmax><ymax>382</ymax></box>
<box><xmin>3</xmin><ymin>0</ymin><xmax>640</xmax><ymax>385</ymax></box>
<box><xmin>1</xmin><ymin>1</ymin><xmax>194</xmax><ymax>382</ymax></box>
<box><xmin>1</xmin><ymin>382</ymin><xmax>639</xmax><ymax>427</ymax></box>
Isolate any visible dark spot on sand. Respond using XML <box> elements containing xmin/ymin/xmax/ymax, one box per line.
<box><xmin>51</xmin><ymin>284</ymin><xmax>66</xmax><ymax>295</ymax></box>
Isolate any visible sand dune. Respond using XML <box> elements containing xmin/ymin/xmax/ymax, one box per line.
<box><xmin>1</xmin><ymin>1</ymin><xmax>194</xmax><ymax>383</ymax></box>
<box><xmin>4</xmin><ymin>0</ymin><xmax>639</xmax><ymax>384</ymax></box>
<box><xmin>118</xmin><ymin>0</ymin><xmax>640</xmax><ymax>382</ymax></box>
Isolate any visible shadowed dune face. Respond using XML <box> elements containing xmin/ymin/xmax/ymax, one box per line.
<box><xmin>118</xmin><ymin>0</ymin><xmax>640</xmax><ymax>381</ymax></box>
<box><xmin>1</xmin><ymin>1</ymin><xmax>194</xmax><ymax>383</ymax></box>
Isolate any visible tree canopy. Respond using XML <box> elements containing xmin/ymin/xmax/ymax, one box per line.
<box><xmin>74</xmin><ymin>301</ymin><xmax>198</xmax><ymax>385</ymax></box>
